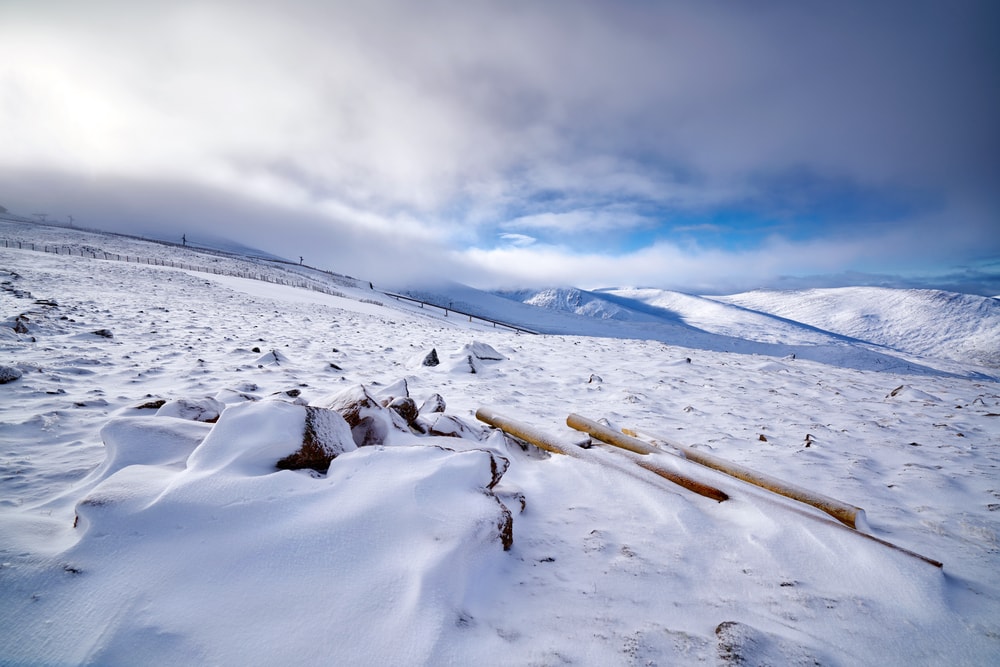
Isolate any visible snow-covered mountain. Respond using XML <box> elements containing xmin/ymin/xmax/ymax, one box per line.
<box><xmin>497</xmin><ymin>284</ymin><xmax>1000</xmax><ymax>373</ymax></box>
<box><xmin>495</xmin><ymin>287</ymin><xmax>651</xmax><ymax>321</ymax></box>
<box><xmin>2</xmin><ymin>220</ymin><xmax>999</xmax><ymax>665</ymax></box>
<box><xmin>714</xmin><ymin>287</ymin><xmax>1000</xmax><ymax>368</ymax></box>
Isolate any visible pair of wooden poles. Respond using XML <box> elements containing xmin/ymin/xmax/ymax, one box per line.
<box><xmin>475</xmin><ymin>407</ymin><xmax>942</xmax><ymax>568</ymax></box>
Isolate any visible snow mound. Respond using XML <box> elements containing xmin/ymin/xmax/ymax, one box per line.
<box><xmin>187</xmin><ymin>400</ymin><xmax>355</xmax><ymax>476</ymax></box>
<box><xmin>444</xmin><ymin>341</ymin><xmax>507</xmax><ymax>375</ymax></box>
<box><xmin>155</xmin><ymin>397</ymin><xmax>226</xmax><ymax>422</ymax></box>
<box><xmin>886</xmin><ymin>384</ymin><xmax>942</xmax><ymax>403</ymax></box>
<box><xmin>65</xmin><ymin>438</ymin><xmax>513</xmax><ymax>665</ymax></box>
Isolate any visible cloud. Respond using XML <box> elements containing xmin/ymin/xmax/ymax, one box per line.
<box><xmin>498</xmin><ymin>233</ymin><xmax>536</xmax><ymax>248</ymax></box>
<box><xmin>1</xmin><ymin>0</ymin><xmax>997</xmax><ymax>294</ymax></box>
<box><xmin>456</xmin><ymin>223</ymin><xmax>1000</xmax><ymax>296</ymax></box>
<box><xmin>502</xmin><ymin>208</ymin><xmax>650</xmax><ymax>235</ymax></box>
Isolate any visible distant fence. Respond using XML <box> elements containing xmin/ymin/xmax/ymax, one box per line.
<box><xmin>1</xmin><ymin>238</ymin><xmax>355</xmax><ymax>301</ymax></box>
<box><xmin>384</xmin><ymin>291</ymin><xmax>538</xmax><ymax>334</ymax></box>
<box><xmin>2</xmin><ymin>238</ymin><xmax>537</xmax><ymax>334</ymax></box>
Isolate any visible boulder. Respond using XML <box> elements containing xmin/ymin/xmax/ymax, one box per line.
<box><xmin>186</xmin><ymin>401</ymin><xmax>356</xmax><ymax>476</ymax></box>
<box><xmin>387</xmin><ymin>396</ymin><xmax>423</xmax><ymax>432</ymax></box>
<box><xmin>464</xmin><ymin>341</ymin><xmax>506</xmax><ymax>360</ymax></box>
<box><xmin>407</xmin><ymin>348</ymin><xmax>440</xmax><ymax>368</ymax></box>
<box><xmin>317</xmin><ymin>384</ymin><xmax>408</xmax><ymax>447</ymax></box>
<box><xmin>424</xmin><ymin>413</ymin><xmax>484</xmax><ymax>440</ymax></box>
<box><xmin>276</xmin><ymin>407</ymin><xmax>356</xmax><ymax>472</ymax></box>
<box><xmin>254</xmin><ymin>349</ymin><xmax>290</xmax><ymax>367</ymax></box>
<box><xmin>715</xmin><ymin>621</ymin><xmax>820</xmax><ymax>666</ymax></box>
<box><xmin>419</xmin><ymin>393</ymin><xmax>446</xmax><ymax>415</ymax></box>
<box><xmin>0</xmin><ymin>365</ymin><xmax>22</xmax><ymax>384</ymax></box>
<box><xmin>445</xmin><ymin>342</ymin><xmax>506</xmax><ymax>374</ymax></box>
<box><xmin>374</xmin><ymin>378</ymin><xmax>409</xmax><ymax>403</ymax></box>
<box><xmin>155</xmin><ymin>397</ymin><xmax>227</xmax><ymax>423</ymax></box>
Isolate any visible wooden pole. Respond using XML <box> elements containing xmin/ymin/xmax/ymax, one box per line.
<box><xmin>620</xmin><ymin>424</ymin><xmax>866</xmax><ymax>531</ymax></box>
<box><xmin>477</xmin><ymin>408</ymin><xmax>727</xmax><ymax>502</ymax></box>
<box><xmin>476</xmin><ymin>407</ymin><xmax>576</xmax><ymax>457</ymax></box>
<box><xmin>575</xmin><ymin>415</ymin><xmax>941</xmax><ymax>567</ymax></box>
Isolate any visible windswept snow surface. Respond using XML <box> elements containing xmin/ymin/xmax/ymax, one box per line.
<box><xmin>2</xmin><ymin>222</ymin><xmax>1000</xmax><ymax>665</ymax></box>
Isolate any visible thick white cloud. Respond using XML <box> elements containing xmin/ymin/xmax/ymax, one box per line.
<box><xmin>1</xmin><ymin>0</ymin><xmax>996</xmax><ymax>292</ymax></box>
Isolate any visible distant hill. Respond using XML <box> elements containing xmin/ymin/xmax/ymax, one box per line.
<box><xmin>494</xmin><ymin>284</ymin><xmax>1000</xmax><ymax>372</ymax></box>
<box><xmin>713</xmin><ymin>287</ymin><xmax>1000</xmax><ymax>368</ymax></box>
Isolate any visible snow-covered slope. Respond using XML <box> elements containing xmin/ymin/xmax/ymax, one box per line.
<box><xmin>598</xmin><ymin>287</ymin><xmax>837</xmax><ymax>345</ymax></box>
<box><xmin>715</xmin><ymin>287</ymin><xmax>1000</xmax><ymax>368</ymax></box>
<box><xmin>496</xmin><ymin>287</ymin><xmax>660</xmax><ymax>322</ymax></box>
<box><xmin>2</xmin><ymin>222</ymin><xmax>1000</xmax><ymax>664</ymax></box>
<box><xmin>493</xmin><ymin>284</ymin><xmax>996</xmax><ymax>378</ymax></box>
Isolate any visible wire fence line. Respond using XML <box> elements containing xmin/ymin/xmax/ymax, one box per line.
<box><xmin>2</xmin><ymin>238</ymin><xmax>537</xmax><ymax>335</ymax></box>
<box><xmin>383</xmin><ymin>291</ymin><xmax>539</xmax><ymax>334</ymax></box>
<box><xmin>2</xmin><ymin>237</ymin><xmax>355</xmax><ymax>299</ymax></box>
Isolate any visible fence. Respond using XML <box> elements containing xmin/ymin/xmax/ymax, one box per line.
<box><xmin>2</xmin><ymin>238</ymin><xmax>537</xmax><ymax>334</ymax></box>
<box><xmin>1</xmin><ymin>238</ymin><xmax>352</xmax><ymax>300</ymax></box>
<box><xmin>384</xmin><ymin>291</ymin><xmax>538</xmax><ymax>334</ymax></box>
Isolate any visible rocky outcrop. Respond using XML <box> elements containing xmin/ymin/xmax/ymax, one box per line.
<box><xmin>318</xmin><ymin>384</ymin><xmax>408</xmax><ymax>447</ymax></box>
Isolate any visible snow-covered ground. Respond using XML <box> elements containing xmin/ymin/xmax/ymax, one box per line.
<box><xmin>2</xmin><ymin>221</ymin><xmax>999</xmax><ymax>665</ymax></box>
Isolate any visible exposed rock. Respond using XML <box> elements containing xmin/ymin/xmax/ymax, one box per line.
<box><xmin>0</xmin><ymin>365</ymin><xmax>23</xmax><ymax>384</ymax></box>
<box><xmin>276</xmin><ymin>406</ymin><xmax>356</xmax><ymax>472</ymax></box>
<box><xmin>13</xmin><ymin>315</ymin><xmax>29</xmax><ymax>334</ymax></box>
<box><xmin>425</xmin><ymin>413</ymin><xmax>484</xmax><ymax>440</ymax></box>
<box><xmin>498</xmin><ymin>489</ymin><xmax>527</xmax><ymax>514</ymax></box>
<box><xmin>449</xmin><ymin>354</ymin><xmax>482</xmax><ymax>375</ymax></box>
<box><xmin>419</xmin><ymin>393</ymin><xmax>446</xmax><ymax>415</ymax></box>
<box><xmin>135</xmin><ymin>398</ymin><xmax>167</xmax><ymax>410</ymax></box>
<box><xmin>445</xmin><ymin>342</ymin><xmax>506</xmax><ymax>374</ymax></box>
<box><xmin>387</xmin><ymin>397</ymin><xmax>423</xmax><ymax>432</ymax></box>
<box><xmin>214</xmin><ymin>388</ymin><xmax>260</xmax><ymax>404</ymax></box>
<box><xmin>318</xmin><ymin>384</ymin><xmax>408</xmax><ymax>447</ymax></box>
<box><xmin>267</xmin><ymin>389</ymin><xmax>307</xmax><ymax>405</ymax></box>
<box><xmin>155</xmin><ymin>397</ymin><xmax>226</xmax><ymax>423</ymax></box>
<box><xmin>886</xmin><ymin>384</ymin><xmax>941</xmax><ymax>402</ymax></box>
<box><xmin>485</xmin><ymin>451</ymin><xmax>510</xmax><ymax>488</ymax></box>
<box><xmin>374</xmin><ymin>378</ymin><xmax>409</xmax><ymax>404</ymax></box>
<box><xmin>185</xmin><ymin>400</ymin><xmax>356</xmax><ymax>476</ymax></box>
<box><xmin>91</xmin><ymin>329</ymin><xmax>114</xmax><ymax>338</ymax></box>
<box><xmin>715</xmin><ymin>621</ymin><xmax>820</xmax><ymax>666</ymax></box>
<box><xmin>254</xmin><ymin>349</ymin><xmax>289</xmax><ymax>367</ymax></box>
<box><xmin>496</xmin><ymin>499</ymin><xmax>514</xmax><ymax>551</ymax></box>
<box><xmin>463</xmin><ymin>341</ymin><xmax>506</xmax><ymax>360</ymax></box>
<box><xmin>408</xmin><ymin>348</ymin><xmax>440</xmax><ymax>368</ymax></box>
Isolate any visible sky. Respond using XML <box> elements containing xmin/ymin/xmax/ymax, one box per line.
<box><xmin>2</xmin><ymin>0</ymin><xmax>998</xmax><ymax>294</ymax></box>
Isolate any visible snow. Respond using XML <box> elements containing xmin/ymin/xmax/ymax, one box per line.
<box><xmin>2</xmin><ymin>221</ymin><xmax>1000</xmax><ymax>664</ymax></box>
<box><xmin>713</xmin><ymin>287</ymin><xmax>1000</xmax><ymax>369</ymax></box>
